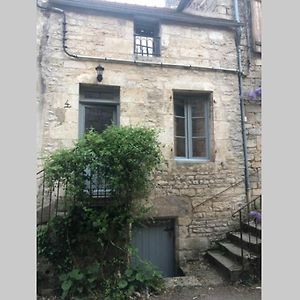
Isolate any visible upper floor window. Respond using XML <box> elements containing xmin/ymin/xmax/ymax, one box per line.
<box><xmin>174</xmin><ymin>93</ymin><xmax>211</xmax><ymax>160</ymax></box>
<box><xmin>134</xmin><ymin>19</ymin><xmax>160</xmax><ymax>57</ymax></box>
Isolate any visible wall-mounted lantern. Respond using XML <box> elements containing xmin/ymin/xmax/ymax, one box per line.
<box><xmin>95</xmin><ymin>65</ymin><xmax>104</xmax><ymax>82</ymax></box>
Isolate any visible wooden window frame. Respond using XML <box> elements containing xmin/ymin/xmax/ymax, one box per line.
<box><xmin>79</xmin><ymin>85</ymin><xmax>120</xmax><ymax>137</ymax></box>
<box><xmin>174</xmin><ymin>93</ymin><xmax>211</xmax><ymax>161</ymax></box>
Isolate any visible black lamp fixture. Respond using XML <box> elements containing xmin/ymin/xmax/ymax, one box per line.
<box><xmin>95</xmin><ymin>64</ymin><xmax>104</xmax><ymax>82</ymax></box>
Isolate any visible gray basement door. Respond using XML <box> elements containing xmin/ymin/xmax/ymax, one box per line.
<box><xmin>132</xmin><ymin>219</ymin><xmax>176</xmax><ymax>277</ymax></box>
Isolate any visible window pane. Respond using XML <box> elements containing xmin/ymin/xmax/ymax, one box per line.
<box><xmin>192</xmin><ymin>138</ymin><xmax>207</xmax><ymax>157</ymax></box>
<box><xmin>174</xmin><ymin>102</ymin><xmax>185</xmax><ymax>117</ymax></box>
<box><xmin>175</xmin><ymin>137</ymin><xmax>186</xmax><ymax>157</ymax></box>
<box><xmin>175</xmin><ymin>117</ymin><xmax>185</xmax><ymax>137</ymax></box>
<box><xmin>85</xmin><ymin>105</ymin><xmax>115</xmax><ymax>133</ymax></box>
<box><xmin>190</xmin><ymin>100</ymin><xmax>205</xmax><ymax>117</ymax></box>
<box><xmin>192</xmin><ymin>118</ymin><xmax>205</xmax><ymax>137</ymax></box>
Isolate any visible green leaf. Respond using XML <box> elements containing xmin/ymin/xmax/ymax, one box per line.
<box><xmin>61</xmin><ymin>280</ymin><xmax>72</xmax><ymax>292</ymax></box>
<box><xmin>118</xmin><ymin>279</ymin><xmax>128</xmax><ymax>289</ymax></box>
<box><xmin>87</xmin><ymin>262</ymin><xmax>100</xmax><ymax>274</ymax></box>
<box><xmin>69</xmin><ymin>269</ymin><xmax>84</xmax><ymax>280</ymax></box>
<box><xmin>135</xmin><ymin>272</ymin><xmax>144</xmax><ymax>282</ymax></box>
<box><xmin>125</xmin><ymin>268</ymin><xmax>133</xmax><ymax>277</ymax></box>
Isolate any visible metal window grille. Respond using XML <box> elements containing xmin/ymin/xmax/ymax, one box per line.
<box><xmin>134</xmin><ymin>34</ymin><xmax>160</xmax><ymax>57</ymax></box>
<box><xmin>134</xmin><ymin>20</ymin><xmax>160</xmax><ymax>57</ymax></box>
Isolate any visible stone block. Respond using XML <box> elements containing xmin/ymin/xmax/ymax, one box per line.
<box><xmin>179</xmin><ymin>236</ymin><xmax>210</xmax><ymax>251</ymax></box>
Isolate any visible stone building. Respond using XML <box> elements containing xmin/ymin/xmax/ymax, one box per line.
<box><xmin>37</xmin><ymin>0</ymin><xmax>261</xmax><ymax>276</ymax></box>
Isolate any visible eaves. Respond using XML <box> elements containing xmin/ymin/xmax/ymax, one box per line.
<box><xmin>49</xmin><ymin>0</ymin><xmax>243</xmax><ymax>30</ymax></box>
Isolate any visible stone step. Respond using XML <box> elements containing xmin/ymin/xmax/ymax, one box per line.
<box><xmin>206</xmin><ymin>250</ymin><xmax>243</xmax><ymax>282</ymax></box>
<box><xmin>242</xmin><ymin>220</ymin><xmax>262</xmax><ymax>238</ymax></box>
<box><xmin>227</xmin><ymin>231</ymin><xmax>261</xmax><ymax>253</ymax></box>
<box><xmin>218</xmin><ymin>241</ymin><xmax>258</xmax><ymax>265</ymax></box>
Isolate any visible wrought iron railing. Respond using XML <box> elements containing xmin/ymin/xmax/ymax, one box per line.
<box><xmin>134</xmin><ymin>34</ymin><xmax>160</xmax><ymax>57</ymax></box>
<box><xmin>36</xmin><ymin>169</ymin><xmax>112</xmax><ymax>225</ymax></box>
<box><xmin>232</xmin><ymin>194</ymin><xmax>262</xmax><ymax>270</ymax></box>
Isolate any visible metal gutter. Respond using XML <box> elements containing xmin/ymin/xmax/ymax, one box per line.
<box><xmin>49</xmin><ymin>0</ymin><xmax>242</xmax><ymax>29</ymax></box>
<box><xmin>37</xmin><ymin>2</ymin><xmax>240</xmax><ymax>75</ymax></box>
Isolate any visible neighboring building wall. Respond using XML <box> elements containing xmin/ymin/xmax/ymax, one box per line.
<box><xmin>36</xmin><ymin>0</ymin><xmax>261</xmax><ymax>267</ymax></box>
<box><xmin>238</xmin><ymin>0</ymin><xmax>262</xmax><ymax>198</ymax></box>
<box><xmin>183</xmin><ymin>0</ymin><xmax>233</xmax><ymax>20</ymax></box>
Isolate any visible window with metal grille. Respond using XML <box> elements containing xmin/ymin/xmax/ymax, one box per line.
<box><xmin>134</xmin><ymin>20</ymin><xmax>160</xmax><ymax>57</ymax></box>
<box><xmin>79</xmin><ymin>85</ymin><xmax>120</xmax><ymax>198</ymax></box>
<box><xmin>174</xmin><ymin>93</ymin><xmax>211</xmax><ymax>160</ymax></box>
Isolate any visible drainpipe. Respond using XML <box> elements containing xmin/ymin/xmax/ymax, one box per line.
<box><xmin>233</xmin><ymin>0</ymin><xmax>250</xmax><ymax>204</ymax></box>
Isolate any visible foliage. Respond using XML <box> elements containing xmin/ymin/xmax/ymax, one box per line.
<box><xmin>44</xmin><ymin>126</ymin><xmax>162</xmax><ymax>202</ymax></box>
<box><xmin>38</xmin><ymin>126</ymin><xmax>164</xmax><ymax>299</ymax></box>
<box><xmin>59</xmin><ymin>264</ymin><xmax>101</xmax><ymax>299</ymax></box>
<box><xmin>103</xmin><ymin>261</ymin><xmax>164</xmax><ymax>300</ymax></box>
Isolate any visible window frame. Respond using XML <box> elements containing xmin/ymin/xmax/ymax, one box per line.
<box><xmin>79</xmin><ymin>85</ymin><xmax>120</xmax><ymax>137</ymax></box>
<box><xmin>133</xmin><ymin>18</ymin><xmax>161</xmax><ymax>57</ymax></box>
<box><xmin>78</xmin><ymin>85</ymin><xmax>120</xmax><ymax>199</ymax></box>
<box><xmin>174</xmin><ymin>93</ymin><xmax>211</xmax><ymax>162</ymax></box>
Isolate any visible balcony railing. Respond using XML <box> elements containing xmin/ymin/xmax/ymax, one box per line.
<box><xmin>134</xmin><ymin>34</ymin><xmax>160</xmax><ymax>57</ymax></box>
<box><xmin>36</xmin><ymin>169</ymin><xmax>112</xmax><ymax>225</ymax></box>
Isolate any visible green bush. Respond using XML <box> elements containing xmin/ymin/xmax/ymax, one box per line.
<box><xmin>38</xmin><ymin>126</ymin><xmax>163</xmax><ymax>299</ymax></box>
<box><xmin>44</xmin><ymin>126</ymin><xmax>162</xmax><ymax>202</ymax></box>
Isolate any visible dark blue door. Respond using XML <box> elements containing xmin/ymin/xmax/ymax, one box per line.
<box><xmin>132</xmin><ymin>219</ymin><xmax>175</xmax><ymax>277</ymax></box>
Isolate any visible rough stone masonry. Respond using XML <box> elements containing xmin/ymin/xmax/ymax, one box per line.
<box><xmin>36</xmin><ymin>0</ymin><xmax>261</xmax><ymax>268</ymax></box>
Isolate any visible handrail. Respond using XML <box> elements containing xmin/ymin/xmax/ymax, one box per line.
<box><xmin>232</xmin><ymin>194</ymin><xmax>261</xmax><ymax>217</ymax></box>
<box><xmin>231</xmin><ymin>194</ymin><xmax>262</xmax><ymax>272</ymax></box>
<box><xmin>193</xmin><ymin>178</ymin><xmax>244</xmax><ymax>209</ymax></box>
<box><xmin>36</xmin><ymin>169</ymin><xmax>45</xmax><ymax>175</ymax></box>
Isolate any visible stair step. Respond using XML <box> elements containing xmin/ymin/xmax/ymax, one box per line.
<box><xmin>229</xmin><ymin>232</ymin><xmax>261</xmax><ymax>244</ymax></box>
<box><xmin>248</xmin><ymin>220</ymin><xmax>261</xmax><ymax>231</ymax></box>
<box><xmin>243</xmin><ymin>221</ymin><xmax>262</xmax><ymax>237</ymax></box>
<box><xmin>206</xmin><ymin>250</ymin><xmax>243</xmax><ymax>281</ymax></box>
<box><xmin>218</xmin><ymin>241</ymin><xmax>257</xmax><ymax>261</ymax></box>
<box><xmin>228</xmin><ymin>231</ymin><xmax>261</xmax><ymax>253</ymax></box>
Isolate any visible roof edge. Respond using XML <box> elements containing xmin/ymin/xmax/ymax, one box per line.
<box><xmin>49</xmin><ymin>0</ymin><xmax>242</xmax><ymax>29</ymax></box>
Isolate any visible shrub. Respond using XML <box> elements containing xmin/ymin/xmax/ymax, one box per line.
<box><xmin>38</xmin><ymin>126</ymin><xmax>163</xmax><ymax>299</ymax></box>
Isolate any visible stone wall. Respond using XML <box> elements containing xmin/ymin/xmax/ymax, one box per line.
<box><xmin>36</xmin><ymin>1</ymin><xmax>260</xmax><ymax>267</ymax></box>
<box><xmin>184</xmin><ymin>0</ymin><xmax>233</xmax><ymax>20</ymax></box>
<box><xmin>238</xmin><ymin>0</ymin><xmax>262</xmax><ymax>198</ymax></box>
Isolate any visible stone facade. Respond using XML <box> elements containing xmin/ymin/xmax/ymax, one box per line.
<box><xmin>184</xmin><ymin>0</ymin><xmax>233</xmax><ymax>20</ymax></box>
<box><xmin>37</xmin><ymin>0</ymin><xmax>261</xmax><ymax>269</ymax></box>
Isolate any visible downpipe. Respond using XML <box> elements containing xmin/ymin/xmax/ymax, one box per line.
<box><xmin>233</xmin><ymin>0</ymin><xmax>251</xmax><ymax>204</ymax></box>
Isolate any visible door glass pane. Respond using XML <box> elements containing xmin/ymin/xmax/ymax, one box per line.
<box><xmin>175</xmin><ymin>137</ymin><xmax>186</xmax><ymax>157</ymax></box>
<box><xmin>174</xmin><ymin>102</ymin><xmax>185</xmax><ymax>117</ymax></box>
<box><xmin>85</xmin><ymin>105</ymin><xmax>116</xmax><ymax>133</ymax></box>
<box><xmin>192</xmin><ymin>138</ymin><xmax>206</xmax><ymax>157</ymax></box>
<box><xmin>175</xmin><ymin>117</ymin><xmax>185</xmax><ymax>137</ymax></box>
<box><xmin>190</xmin><ymin>100</ymin><xmax>205</xmax><ymax>117</ymax></box>
<box><xmin>192</xmin><ymin>118</ymin><xmax>205</xmax><ymax>137</ymax></box>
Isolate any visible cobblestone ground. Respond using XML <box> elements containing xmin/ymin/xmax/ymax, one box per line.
<box><xmin>149</xmin><ymin>285</ymin><xmax>261</xmax><ymax>300</ymax></box>
<box><xmin>38</xmin><ymin>284</ymin><xmax>261</xmax><ymax>300</ymax></box>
